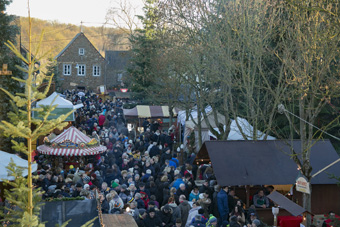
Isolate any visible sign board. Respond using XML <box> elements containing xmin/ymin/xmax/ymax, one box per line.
<box><xmin>70</xmin><ymin>82</ymin><xmax>78</xmax><ymax>86</ymax></box>
<box><xmin>296</xmin><ymin>176</ymin><xmax>311</xmax><ymax>194</ymax></box>
<box><xmin>100</xmin><ymin>85</ymin><xmax>105</xmax><ymax>94</ymax></box>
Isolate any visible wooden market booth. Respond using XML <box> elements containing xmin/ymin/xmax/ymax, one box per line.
<box><xmin>123</xmin><ymin>105</ymin><xmax>179</xmax><ymax>133</ymax></box>
<box><xmin>195</xmin><ymin>140</ymin><xmax>340</xmax><ymax>225</ymax></box>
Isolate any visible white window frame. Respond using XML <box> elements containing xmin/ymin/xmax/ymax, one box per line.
<box><xmin>63</xmin><ymin>64</ymin><xmax>71</xmax><ymax>76</ymax></box>
<box><xmin>77</xmin><ymin>64</ymin><xmax>86</xmax><ymax>76</ymax></box>
<box><xmin>93</xmin><ymin>65</ymin><xmax>100</xmax><ymax>76</ymax></box>
<box><xmin>79</xmin><ymin>48</ymin><xmax>85</xmax><ymax>56</ymax></box>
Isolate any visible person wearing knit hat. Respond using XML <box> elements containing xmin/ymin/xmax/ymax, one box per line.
<box><xmin>83</xmin><ymin>175</ymin><xmax>90</xmax><ymax>183</ymax></box>
<box><xmin>128</xmin><ymin>197</ymin><xmax>134</xmax><ymax>203</ymax></box>
<box><xmin>205</xmin><ymin>215</ymin><xmax>218</xmax><ymax>227</ymax></box>
<box><xmin>83</xmin><ymin>184</ymin><xmax>90</xmax><ymax>190</ymax></box>
<box><xmin>111</xmin><ymin>181</ymin><xmax>119</xmax><ymax>189</ymax></box>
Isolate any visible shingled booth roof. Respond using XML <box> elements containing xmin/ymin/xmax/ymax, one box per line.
<box><xmin>196</xmin><ymin>140</ymin><xmax>340</xmax><ymax>186</ymax></box>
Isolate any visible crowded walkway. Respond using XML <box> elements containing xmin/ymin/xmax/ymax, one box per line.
<box><xmin>32</xmin><ymin>89</ymin><xmax>266</xmax><ymax>227</ymax></box>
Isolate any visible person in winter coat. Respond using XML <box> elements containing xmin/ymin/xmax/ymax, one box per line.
<box><xmin>189</xmin><ymin>186</ymin><xmax>200</xmax><ymax>202</ymax></box>
<box><xmin>161</xmin><ymin>204</ymin><xmax>174</xmax><ymax>227</ymax></box>
<box><xmin>206</xmin><ymin>215</ymin><xmax>218</xmax><ymax>227</ymax></box>
<box><xmin>190</xmin><ymin>214</ymin><xmax>206</xmax><ymax>227</ymax></box>
<box><xmin>144</xmin><ymin>207</ymin><xmax>163</xmax><ymax>227</ymax></box>
<box><xmin>161</xmin><ymin>148</ymin><xmax>172</xmax><ymax>165</ymax></box>
<box><xmin>176</xmin><ymin>183</ymin><xmax>189</xmax><ymax>204</ymax></box>
<box><xmin>229</xmin><ymin>215</ymin><xmax>242</xmax><ymax>227</ymax></box>
<box><xmin>178</xmin><ymin>195</ymin><xmax>191</xmax><ymax>227</ymax></box>
<box><xmin>135</xmin><ymin>208</ymin><xmax>147</xmax><ymax>227</ymax></box>
<box><xmin>185</xmin><ymin>201</ymin><xmax>201</xmax><ymax>227</ymax></box>
<box><xmin>135</xmin><ymin>193</ymin><xmax>146</xmax><ymax>209</ymax></box>
<box><xmin>217</xmin><ymin>186</ymin><xmax>229</xmax><ymax>226</ymax></box>
<box><xmin>118</xmin><ymin>184</ymin><xmax>129</xmax><ymax>204</ymax></box>
<box><xmin>140</xmin><ymin>191</ymin><xmax>150</xmax><ymax>209</ymax></box>
<box><xmin>170</xmin><ymin>175</ymin><xmax>185</xmax><ymax>190</ymax></box>
<box><xmin>168</xmin><ymin>197</ymin><xmax>181</xmax><ymax>223</ymax></box>
<box><xmin>109</xmin><ymin>190</ymin><xmax>124</xmax><ymax>214</ymax></box>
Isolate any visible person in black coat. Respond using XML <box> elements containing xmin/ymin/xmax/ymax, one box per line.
<box><xmin>161</xmin><ymin>148</ymin><xmax>172</xmax><ymax>166</ymax></box>
<box><xmin>143</xmin><ymin>207</ymin><xmax>163</xmax><ymax>227</ymax></box>
<box><xmin>135</xmin><ymin>208</ymin><xmax>147</xmax><ymax>227</ymax></box>
<box><xmin>161</xmin><ymin>205</ymin><xmax>174</xmax><ymax>227</ymax></box>
<box><xmin>149</xmin><ymin>143</ymin><xmax>161</xmax><ymax>158</ymax></box>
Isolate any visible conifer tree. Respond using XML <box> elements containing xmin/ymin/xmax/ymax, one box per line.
<box><xmin>0</xmin><ymin>7</ymin><xmax>73</xmax><ymax>224</ymax></box>
<box><xmin>128</xmin><ymin>0</ymin><xmax>160</xmax><ymax>96</ymax></box>
<box><xmin>0</xmin><ymin>0</ymin><xmax>25</xmax><ymax>152</ymax></box>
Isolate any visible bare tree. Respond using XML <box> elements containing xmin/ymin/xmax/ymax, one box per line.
<box><xmin>278</xmin><ymin>0</ymin><xmax>340</xmax><ymax>224</ymax></box>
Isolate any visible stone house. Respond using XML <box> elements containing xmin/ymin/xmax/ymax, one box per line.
<box><xmin>55</xmin><ymin>32</ymin><xmax>106</xmax><ymax>91</ymax></box>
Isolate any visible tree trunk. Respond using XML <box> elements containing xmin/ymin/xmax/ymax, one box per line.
<box><xmin>302</xmin><ymin>184</ymin><xmax>312</xmax><ymax>225</ymax></box>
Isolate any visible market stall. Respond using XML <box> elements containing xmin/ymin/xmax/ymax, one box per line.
<box><xmin>37</xmin><ymin>126</ymin><xmax>107</xmax><ymax>157</ymax></box>
<box><xmin>33</xmin><ymin>92</ymin><xmax>83</xmax><ymax>121</ymax></box>
<box><xmin>195</xmin><ymin>140</ymin><xmax>340</xmax><ymax>225</ymax></box>
<box><xmin>123</xmin><ymin>105</ymin><xmax>179</xmax><ymax>132</ymax></box>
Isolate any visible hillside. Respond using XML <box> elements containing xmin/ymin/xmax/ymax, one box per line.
<box><xmin>17</xmin><ymin>17</ymin><xmax>131</xmax><ymax>59</ymax></box>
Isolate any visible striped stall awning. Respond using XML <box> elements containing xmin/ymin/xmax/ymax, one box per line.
<box><xmin>123</xmin><ymin>105</ymin><xmax>178</xmax><ymax>118</ymax></box>
<box><xmin>37</xmin><ymin>145</ymin><xmax>107</xmax><ymax>156</ymax></box>
<box><xmin>37</xmin><ymin>127</ymin><xmax>107</xmax><ymax>156</ymax></box>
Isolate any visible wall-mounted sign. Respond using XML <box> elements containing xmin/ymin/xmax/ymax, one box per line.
<box><xmin>296</xmin><ymin>176</ymin><xmax>310</xmax><ymax>194</ymax></box>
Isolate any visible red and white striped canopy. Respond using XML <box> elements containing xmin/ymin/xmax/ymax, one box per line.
<box><xmin>37</xmin><ymin>127</ymin><xmax>107</xmax><ymax>156</ymax></box>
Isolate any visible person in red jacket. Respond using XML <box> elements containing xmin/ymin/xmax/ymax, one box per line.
<box><xmin>98</xmin><ymin>113</ymin><xmax>105</xmax><ymax>126</ymax></box>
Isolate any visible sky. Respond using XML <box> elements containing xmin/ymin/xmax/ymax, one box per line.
<box><xmin>6</xmin><ymin>0</ymin><xmax>144</xmax><ymax>27</ymax></box>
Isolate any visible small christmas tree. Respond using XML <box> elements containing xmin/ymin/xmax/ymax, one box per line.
<box><xmin>0</xmin><ymin>26</ymin><xmax>97</xmax><ymax>227</ymax></box>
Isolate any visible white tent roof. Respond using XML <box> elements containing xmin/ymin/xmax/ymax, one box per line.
<box><xmin>0</xmin><ymin>151</ymin><xmax>37</xmax><ymax>181</ymax></box>
<box><xmin>36</xmin><ymin>92</ymin><xmax>83</xmax><ymax>109</ymax></box>
<box><xmin>209</xmin><ymin>117</ymin><xmax>276</xmax><ymax>140</ymax></box>
<box><xmin>182</xmin><ymin>107</ymin><xmax>275</xmax><ymax>141</ymax></box>
<box><xmin>37</xmin><ymin>92</ymin><xmax>73</xmax><ymax>108</ymax></box>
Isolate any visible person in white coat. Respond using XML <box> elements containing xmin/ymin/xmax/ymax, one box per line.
<box><xmin>185</xmin><ymin>201</ymin><xmax>201</xmax><ymax>227</ymax></box>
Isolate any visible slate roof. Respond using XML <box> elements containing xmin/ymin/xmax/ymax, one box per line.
<box><xmin>105</xmin><ymin>50</ymin><xmax>131</xmax><ymax>71</ymax></box>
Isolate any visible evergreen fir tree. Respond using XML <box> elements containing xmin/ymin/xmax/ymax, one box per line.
<box><xmin>0</xmin><ymin>0</ymin><xmax>25</xmax><ymax>152</ymax></box>
<box><xmin>128</xmin><ymin>0</ymin><xmax>160</xmax><ymax>95</ymax></box>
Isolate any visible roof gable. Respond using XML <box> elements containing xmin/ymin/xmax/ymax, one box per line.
<box><xmin>55</xmin><ymin>32</ymin><xmax>105</xmax><ymax>61</ymax></box>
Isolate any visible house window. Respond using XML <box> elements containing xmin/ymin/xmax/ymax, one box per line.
<box><xmin>77</xmin><ymin>64</ymin><xmax>86</xmax><ymax>76</ymax></box>
<box><xmin>79</xmin><ymin>48</ymin><xmax>85</xmax><ymax>56</ymax></box>
<box><xmin>117</xmin><ymin>73</ymin><xmax>123</xmax><ymax>82</ymax></box>
<box><xmin>63</xmin><ymin>64</ymin><xmax>71</xmax><ymax>75</ymax></box>
<box><xmin>93</xmin><ymin>65</ymin><xmax>100</xmax><ymax>76</ymax></box>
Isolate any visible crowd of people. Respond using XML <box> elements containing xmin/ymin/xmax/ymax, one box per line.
<box><xmin>32</xmin><ymin>89</ymin><xmax>269</xmax><ymax>227</ymax></box>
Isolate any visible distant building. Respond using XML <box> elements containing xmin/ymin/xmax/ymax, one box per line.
<box><xmin>55</xmin><ymin>32</ymin><xmax>106</xmax><ymax>91</ymax></box>
<box><xmin>105</xmin><ymin>50</ymin><xmax>131</xmax><ymax>88</ymax></box>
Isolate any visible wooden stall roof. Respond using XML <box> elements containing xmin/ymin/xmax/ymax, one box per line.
<box><xmin>268</xmin><ymin>191</ymin><xmax>306</xmax><ymax>216</ymax></box>
<box><xmin>196</xmin><ymin>140</ymin><xmax>340</xmax><ymax>186</ymax></box>
<box><xmin>102</xmin><ymin>214</ymin><xmax>137</xmax><ymax>227</ymax></box>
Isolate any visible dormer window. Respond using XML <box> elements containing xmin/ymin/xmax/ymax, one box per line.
<box><xmin>79</xmin><ymin>48</ymin><xmax>85</xmax><ymax>56</ymax></box>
